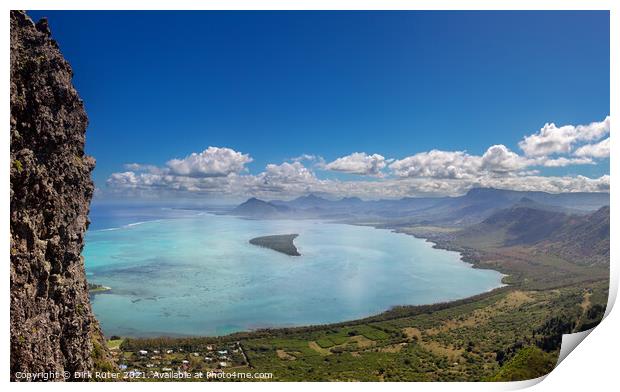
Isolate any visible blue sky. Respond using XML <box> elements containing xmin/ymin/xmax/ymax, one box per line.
<box><xmin>28</xmin><ymin>11</ymin><xmax>610</xmax><ymax>200</ymax></box>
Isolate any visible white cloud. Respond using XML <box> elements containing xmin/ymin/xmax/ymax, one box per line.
<box><xmin>388</xmin><ymin>145</ymin><xmax>533</xmax><ymax>179</ymax></box>
<box><xmin>574</xmin><ymin>137</ymin><xmax>610</xmax><ymax>158</ymax></box>
<box><xmin>108</xmin><ymin>171</ymin><xmax>138</xmax><ymax>187</ymax></box>
<box><xmin>105</xmin><ymin>167</ymin><xmax>610</xmax><ymax>200</ymax></box>
<box><xmin>261</xmin><ymin>162</ymin><xmax>317</xmax><ymax>184</ymax></box>
<box><xmin>475</xmin><ymin>174</ymin><xmax>610</xmax><ymax>194</ymax></box>
<box><xmin>123</xmin><ymin>163</ymin><xmax>165</xmax><ymax>174</ymax></box>
<box><xmin>166</xmin><ymin>147</ymin><xmax>252</xmax><ymax>177</ymax></box>
<box><xmin>480</xmin><ymin>144</ymin><xmax>531</xmax><ymax>173</ymax></box>
<box><xmin>518</xmin><ymin>116</ymin><xmax>610</xmax><ymax>157</ymax></box>
<box><xmin>386</xmin><ymin>141</ymin><xmax>601</xmax><ymax>180</ymax></box>
<box><xmin>290</xmin><ymin>154</ymin><xmax>319</xmax><ymax>162</ymax></box>
<box><xmin>389</xmin><ymin>150</ymin><xmax>481</xmax><ymax>179</ymax></box>
<box><xmin>104</xmin><ymin>115</ymin><xmax>609</xmax><ymax>200</ymax></box>
<box><xmin>542</xmin><ymin>157</ymin><xmax>594</xmax><ymax>167</ymax></box>
<box><xmin>324</xmin><ymin>152</ymin><xmax>388</xmax><ymax>176</ymax></box>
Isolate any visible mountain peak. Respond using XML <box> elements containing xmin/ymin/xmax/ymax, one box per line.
<box><xmin>297</xmin><ymin>194</ymin><xmax>325</xmax><ymax>201</ymax></box>
<box><xmin>465</xmin><ymin>187</ymin><xmax>503</xmax><ymax>196</ymax></box>
<box><xmin>340</xmin><ymin>196</ymin><xmax>362</xmax><ymax>202</ymax></box>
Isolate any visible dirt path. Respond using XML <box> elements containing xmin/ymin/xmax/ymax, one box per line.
<box><xmin>308</xmin><ymin>341</ymin><xmax>331</xmax><ymax>355</ymax></box>
<box><xmin>276</xmin><ymin>349</ymin><xmax>296</xmax><ymax>360</ymax></box>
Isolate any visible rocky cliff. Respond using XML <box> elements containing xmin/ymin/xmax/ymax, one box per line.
<box><xmin>10</xmin><ymin>11</ymin><xmax>109</xmax><ymax>380</ymax></box>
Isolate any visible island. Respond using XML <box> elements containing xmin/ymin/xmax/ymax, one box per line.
<box><xmin>249</xmin><ymin>234</ymin><xmax>301</xmax><ymax>256</ymax></box>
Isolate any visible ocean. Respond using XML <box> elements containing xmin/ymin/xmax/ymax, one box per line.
<box><xmin>84</xmin><ymin>204</ymin><xmax>504</xmax><ymax>337</ymax></box>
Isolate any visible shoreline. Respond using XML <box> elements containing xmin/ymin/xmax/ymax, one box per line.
<box><xmin>112</xmin><ymin>285</ymin><xmax>517</xmax><ymax>340</ymax></box>
<box><xmin>89</xmin><ymin>213</ymin><xmax>511</xmax><ymax>339</ymax></box>
<box><xmin>385</xmin><ymin>225</ymin><xmax>512</xmax><ymax>284</ymax></box>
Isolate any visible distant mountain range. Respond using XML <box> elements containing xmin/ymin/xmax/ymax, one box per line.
<box><xmin>230</xmin><ymin>188</ymin><xmax>609</xmax><ymax>226</ymax></box>
<box><xmin>230</xmin><ymin>187</ymin><xmax>610</xmax><ymax>266</ymax></box>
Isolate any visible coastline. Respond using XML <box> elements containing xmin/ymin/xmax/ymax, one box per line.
<box><xmin>97</xmin><ymin>211</ymin><xmax>608</xmax><ymax>381</ymax></box>
<box><xmin>345</xmin><ymin>220</ymin><xmax>512</xmax><ymax>284</ymax></box>
<box><xmin>88</xmin><ymin>212</ymin><xmax>510</xmax><ymax>339</ymax></box>
<box><xmin>387</xmin><ymin>225</ymin><xmax>511</xmax><ymax>284</ymax></box>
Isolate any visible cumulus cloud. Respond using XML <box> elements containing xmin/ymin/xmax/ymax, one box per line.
<box><xmin>324</xmin><ymin>152</ymin><xmax>388</xmax><ymax>176</ymax></box>
<box><xmin>574</xmin><ymin>137</ymin><xmax>610</xmax><ymax>158</ymax></box>
<box><xmin>261</xmin><ymin>162</ymin><xmax>317</xmax><ymax>184</ymax></box>
<box><xmin>105</xmin><ymin>115</ymin><xmax>609</xmax><ymax>200</ymax></box>
<box><xmin>388</xmin><ymin>145</ymin><xmax>533</xmax><ymax>179</ymax></box>
<box><xmin>518</xmin><ymin>116</ymin><xmax>610</xmax><ymax>157</ymax></box>
<box><xmin>166</xmin><ymin>147</ymin><xmax>253</xmax><ymax>177</ymax></box>
<box><xmin>123</xmin><ymin>163</ymin><xmax>165</xmax><ymax>174</ymax></box>
<box><xmin>105</xmin><ymin>166</ymin><xmax>610</xmax><ymax>200</ymax></box>
<box><xmin>542</xmin><ymin>157</ymin><xmax>594</xmax><ymax>167</ymax></box>
<box><xmin>480</xmin><ymin>145</ymin><xmax>531</xmax><ymax>173</ymax></box>
<box><xmin>475</xmin><ymin>174</ymin><xmax>610</xmax><ymax>194</ymax></box>
<box><xmin>389</xmin><ymin>150</ymin><xmax>480</xmax><ymax>179</ymax></box>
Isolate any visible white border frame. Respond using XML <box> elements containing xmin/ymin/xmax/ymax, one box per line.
<box><xmin>2</xmin><ymin>2</ymin><xmax>616</xmax><ymax>391</ymax></box>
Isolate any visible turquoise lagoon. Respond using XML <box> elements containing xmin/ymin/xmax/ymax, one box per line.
<box><xmin>84</xmin><ymin>206</ymin><xmax>504</xmax><ymax>337</ymax></box>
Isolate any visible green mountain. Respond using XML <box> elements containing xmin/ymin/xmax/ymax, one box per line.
<box><xmin>539</xmin><ymin>206</ymin><xmax>610</xmax><ymax>266</ymax></box>
<box><xmin>455</xmin><ymin>204</ymin><xmax>610</xmax><ymax>266</ymax></box>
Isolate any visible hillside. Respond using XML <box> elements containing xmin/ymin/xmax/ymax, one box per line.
<box><xmin>490</xmin><ymin>346</ymin><xmax>556</xmax><ymax>381</ymax></box>
<box><xmin>394</xmin><ymin>188</ymin><xmax>608</xmax><ymax>226</ymax></box>
<box><xmin>456</xmin><ymin>205</ymin><xmax>571</xmax><ymax>248</ymax></box>
<box><xmin>539</xmin><ymin>206</ymin><xmax>610</xmax><ymax>266</ymax></box>
<box><xmin>453</xmin><ymin>204</ymin><xmax>609</xmax><ymax>266</ymax></box>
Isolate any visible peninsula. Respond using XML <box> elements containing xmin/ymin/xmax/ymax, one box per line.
<box><xmin>249</xmin><ymin>234</ymin><xmax>301</xmax><ymax>256</ymax></box>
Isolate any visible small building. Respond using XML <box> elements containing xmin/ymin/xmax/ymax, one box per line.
<box><xmin>219</xmin><ymin>362</ymin><xmax>228</xmax><ymax>367</ymax></box>
<box><xmin>217</xmin><ymin>350</ymin><xmax>228</xmax><ymax>355</ymax></box>
<box><xmin>166</xmin><ymin>349</ymin><xmax>174</xmax><ymax>354</ymax></box>
<box><xmin>119</xmin><ymin>364</ymin><xmax>128</xmax><ymax>370</ymax></box>
<box><xmin>204</xmin><ymin>357</ymin><xmax>213</xmax><ymax>362</ymax></box>
<box><xmin>182</xmin><ymin>360</ymin><xmax>189</xmax><ymax>364</ymax></box>
<box><xmin>138</xmin><ymin>350</ymin><xmax>148</xmax><ymax>355</ymax></box>
<box><xmin>206</xmin><ymin>345</ymin><xmax>214</xmax><ymax>351</ymax></box>
<box><xmin>193</xmin><ymin>352</ymin><xmax>200</xmax><ymax>357</ymax></box>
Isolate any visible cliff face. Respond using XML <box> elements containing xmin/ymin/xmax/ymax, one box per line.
<box><xmin>10</xmin><ymin>11</ymin><xmax>108</xmax><ymax>380</ymax></box>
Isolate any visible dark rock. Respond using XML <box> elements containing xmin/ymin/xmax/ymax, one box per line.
<box><xmin>35</xmin><ymin>17</ymin><xmax>51</xmax><ymax>36</ymax></box>
<box><xmin>10</xmin><ymin>10</ymin><xmax>111</xmax><ymax>381</ymax></box>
